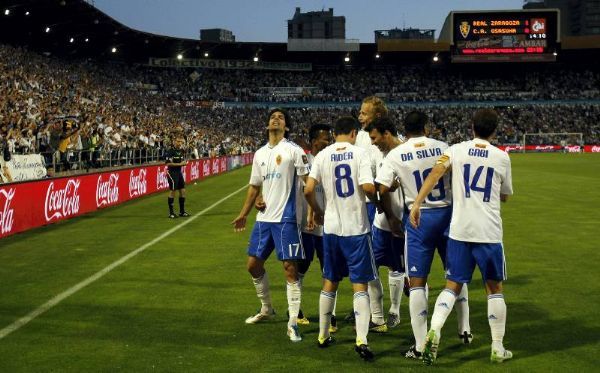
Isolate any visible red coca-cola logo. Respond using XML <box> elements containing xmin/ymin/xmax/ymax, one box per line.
<box><xmin>96</xmin><ymin>173</ymin><xmax>120</xmax><ymax>207</ymax></box>
<box><xmin>203</xmin><ymin>161</ymin><xmax>211</xmax><ymax>177</ymax></box>
<box><xmin>565</xmin><ymin>145</ymin><xmax>581</xmax><ymax>153</ymax></box>
<box><xmin>592</xmin><ymin>146</ymin><xmax>600</xmax><ymax>153</ymax></box>
<box><xmin>190</xmin><ymin>162</ymin><xmax>200</xmax><ymax>180</ymax></box>
<box><xmin>156</xmin><ymin>166</ymin><xmax>169</xmax><ymax>190</ymax></box>
<box><xmin>212</xmin><ymin>159</ymin><xmax>219</xmax><ymax>174</ymax></box>
<box><xmin>182</xmin><ymin>167</ymin><xmax>187</xmax><ymax>182</ymax></box>
<box><xmin>0</xmin><ymin>188</ymin><xmax>16</xmax><ymax>235</ymax></box>
<box><xmin>220</xmin><ymin>158</ymin><xmax>227</xmax><ymax>172</ymax></box>
<box><xmin>129</xmin><ymin>169</ymin><xmax>148</xmax><ymax>197</ymax></box>
<box><xmin>535</xmin><ymin>145</ymin><xmax>555</xmax><ymax>151</ymax></box>
<box><xmin>504</xmin><ymin>145</ymin><xmax>523</xmax><ymax>153</ymax></box>
<box><xmin>45</xmin><ymin>179</ymin><xmax>81</xmax><ymax>222</ymax></box>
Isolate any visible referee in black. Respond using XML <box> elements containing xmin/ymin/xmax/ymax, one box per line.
<box><xmin>166</xmin><ymin>137</ymin><xmax>189</xmax><ymax>218</ymax></box>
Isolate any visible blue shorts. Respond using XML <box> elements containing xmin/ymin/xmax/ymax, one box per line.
<box><xmin>445</xmin><ymin>238</ymin><xmax>507</xmax><ymax>283</ymax></box>
<box><xmin>247</xmin><ymin>221</ymin><xmax>304</xmax><ymax>261</ymax></box>
<box><xmin>301</xmin><ymin>232</ymin><xmax>323</xmax><ymax>265</ymax></box>
<box><xmin>405</xmin><ymin>207</ymin><xmax>451</xmax><ymax>279</ymax></box>
<box><xmin>322</xmin><ymin>233</ymin><xmax>377</xmax><ymax>284</ymax></box>
<box><xmin>366</xmin><ymin>202</ymin><xmax>376</xmax><ymax>226</ymax></box>
<box><xmin>371</xmin><ymin>226</ymin><xmax>405</xmax><ymax>272</ymax></box>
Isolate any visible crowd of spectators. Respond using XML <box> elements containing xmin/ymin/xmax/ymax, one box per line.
<box><xmin>1</xmin><ymin>43</ymin><xmax>599</xmax><ymax>179</ymax></box>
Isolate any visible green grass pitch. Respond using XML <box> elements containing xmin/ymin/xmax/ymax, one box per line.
<box><xmin>0</xmin><ymin>153</ymin><xmax>598</xmax><ymax>372</ymax></box>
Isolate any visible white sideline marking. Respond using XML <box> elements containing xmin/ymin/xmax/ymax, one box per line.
<box><xmin>0</xmin><ymin>184</ymin><xmax>247</xmax><ymax>340</ymax></box>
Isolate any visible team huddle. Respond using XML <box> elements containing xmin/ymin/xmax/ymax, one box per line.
<box><xmin>231</xmin><ymin>97</ymin><xmax>513</xmax><ymax>365</ymax></box>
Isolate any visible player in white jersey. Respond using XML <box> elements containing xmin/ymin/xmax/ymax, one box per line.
<box><xmin>231</xmin><ymin>108</ymin><xmax>309</xmax><ymax>343</ymax></box>
<box><xmin>377</xmin><ymin>111</ymin><xmax>472</xmax><ymax>359</ymax></box>
<box><xmin>410</xmin><ymin>109</ymin><xmax>513</xmax><ymax>365</ymax></box>
<box><xmin>295</xmin><ymin>123</ymin><xmax>335</xmax><ymax>328</ymax></box>
<box><xmin>364</xmin><ymin>116</ymin><xmax>407</xmax><ymax>331</ymax></box>
<box><xmin>304</xmin><ymin>116</ymin><xmax>378</xmax><ymax>361</ymax></box>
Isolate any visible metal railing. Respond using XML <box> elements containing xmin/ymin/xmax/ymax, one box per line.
<box><xmin>40</xmin><ymin>148</ymin><xmax>170</xmax><ymax>172</ymax></box>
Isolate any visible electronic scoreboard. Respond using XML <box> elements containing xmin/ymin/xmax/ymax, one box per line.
<box><xmin>451</xmin><ymin>10</ymin><xmax>559</xmax><ymax>62</ymax></box>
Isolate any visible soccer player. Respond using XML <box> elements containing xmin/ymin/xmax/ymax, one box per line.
<box><xmin>231</xmin><ymin>108</ymin><xmax>309</xmax><ymax>343</ymax></box>
<box><xmin>346</xmin><ymin>96</ymin><xmax>396</xmax><ymax>331</ymax></box>
<box><xmin>296</xmin><ymin>123</ymin><xmax>336</xmax><ymax>329</ymax></box>
<box><xmin>365</xmin><ymin>116</ymin><xmax>406</xmax><ymax>330</ymax></box>
<box><xmin>166</xmin><ymin>137</ymin><xmax>189</xmax><ymax>218</ymax></box>
<box><xmin>304</xmin><ymin>116</ymin><xmax>378</xmax><ymax>361</ymax></box>
<box><xmin>377</xmin><ymin>111</ymin><xmax>471</xmax><ymax>360</ymax></box>
<box><xmin>409</xmin><ymin>109</ymin><xmax>513</xmax><ymax>365</ymax></box>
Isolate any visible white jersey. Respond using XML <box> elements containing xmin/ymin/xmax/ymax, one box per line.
<box><xmin>377</xmin><ymin>136</ymin><xmax>451</xmax><ymax>210</ymax></box>
<box><xmin>356</xmin><ymin>129</ymin><xmax>380</xmax><ymax>201</ymax></box>
<box><xmin>373</xmin><ymin>149</ymin><xmax>404</xmax><ymax>232</ymax></box>
<box><xmin>299</xmin><ymin>153</ymin><xmax>324</xmax><ymax>236</ymax></box>
<box><xmin>309</xmin><ymin>142</ymin><xmax>373</xmax><ymax>236</ymax></box>
<box><xmin>439</xmin><ymin>139</ymin><xmax>513</xmax><ymax>243</ymax></box>
<box><xmin>250</xmin><ymin>138</ymin><xmax>309</xmax><ymax>223</ymax></box>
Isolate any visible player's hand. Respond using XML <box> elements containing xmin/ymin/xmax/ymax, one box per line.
<box><xmin>231</xmin><ymin>215</ymin><xmax>247</xmax><ymax>232</ymax></box>
<box><xmin>254</xmin><ymin>196</ymin><xmax>266</xmax><ymax>212</ymax></box>
<box><xmin>306</xmin><ymin>212</ymin><xmax>315</xmax><ymax>231</ymax></box>
<box><xmin>389</xmin><ymin>216</ymin><xmax>404</xmax><ymax>238</ymax></box>
<box><xmin>314</xmin><ymin>211</ymin><xmax>324</xmax><ymax>226</ymax></box>
<box><xmin>389</xmin><ymin>179</ymin><xmax>400</xmax><ymax>193</ymax></box>
<box><xmin>409</xmin><ymin>206</ymin><xmax>421</xmax><ymax>228</ymax></box>
<box><xmin>375</xmin><ymin>201</ymin><xmax>384</xmax><ymax>214</ymax></box>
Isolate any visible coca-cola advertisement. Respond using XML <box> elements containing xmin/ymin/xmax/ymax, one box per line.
<box><xmin>0</xmin><ymin>154</ymin><xmax>254</xmax><ymax>240</ymax></box>
<box><xmin>498</xmin><ymin>145</ymin><xmax>600</xmax><ymax>153</ymax></box>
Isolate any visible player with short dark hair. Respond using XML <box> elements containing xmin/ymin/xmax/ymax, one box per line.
<box><xmin>410</xmin><ymin>108</ymin><xmax>513</xmax><ymax>365</ymax></box>
<box><xmin>305</xmin><ymin>116</ymin><xmax>378</xmax><ymax>361</ymax></box>
<box><xmin>166</xmin><ymin>137</ymin><xmax>189</xmax><ymax>218</ymax></box>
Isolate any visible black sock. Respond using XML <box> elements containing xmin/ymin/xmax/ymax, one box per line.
<box><xmin>168</xmin><ymin>197</ymin><xmax>174</xmax><ymax>214</ymax></box>
<box><xmin>179</xmin><ymin>197</ymin><xmax>185</xmax><ymax>213</ymax></box>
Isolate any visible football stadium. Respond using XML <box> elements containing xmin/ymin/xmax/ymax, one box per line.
<box><xmin>0</xmin><ymin>0</ymin><xmax>599</xmax><ymax>371</ymax></box>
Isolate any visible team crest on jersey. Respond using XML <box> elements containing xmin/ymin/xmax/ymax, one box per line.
<box><xmin>475</xmin><ymin>143</ymin><xmax>487</xmax><ymax>149</ymax></box>
<box><xmin>459</xmin><ymin>21</ymin><xmax>470</xmax><ymax>39</ymax></box>
<box><xmin>414</xmin><ymin>142</ymin><xmax>425</xmax><ymax>148</ymax></box>
<box><xmin>276</xmin><ymin>155</ymin><xmax>282</xmax><ymax>165</ymax></box>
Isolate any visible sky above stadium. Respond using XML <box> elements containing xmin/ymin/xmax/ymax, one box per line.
<box><xmin>92</xmin><ymin>0</ymin><xmax>525</xmax><ymax>42</ymax></box>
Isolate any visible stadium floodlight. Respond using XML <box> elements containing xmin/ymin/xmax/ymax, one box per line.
<box><xmin>69</xmin><ymin>37</ymin><xmax>74</xmax><ymax>43</ymax></box>
<box><xmin>45</xmin><ymin>27</ymin><xmax>51</xmax><ymax>33</ymax></box>
<box><xmin>85</xmin><ymin>38</ymin><xmax>89</xmax><ymax>42</ymax></box>
<box><xmin>4</xmin><ymin>9</ymin><xmax>9</xmax><ymax>16</ymax></box>
<box><xmin>253</xmin><ymin>56</ymin><xmax>259</xmax><ymax>62</ymax></box>
<box><xmin>204</xmin><ymin>52</ymin><xmax>209</xmax><ymax>58</ymax></box>
<box><xmin>177</xmin><ymin>54</ymin><xmax>183</xmax><ymax>60</ymax></box>
<box><xmin>344</xmin><ymin>55</ymin><xmax>350</xmax><ymax>63</ymax></box>
<box><xmin>111</xmin><ymin>47</ymin><xmax>117</xmax><ymax>53</ymax></box>
<box><xmin>553</xmin><ymin>51</ymin><xmax>558</xmax><ymax>56</ymax></box>
<box><xmin>433</xmin><ymin>55</ymin><xmax>439</xmax><ymax>62</ymax></box>
<box><xmin>25</xmin><ymin>11</ymin><xmax>29</xmax><ymax>16</ymax></box>
<box><xmin>375</xmin><ymin>54</ymin><xmax>380</xmax><ymax>59</ymax></box>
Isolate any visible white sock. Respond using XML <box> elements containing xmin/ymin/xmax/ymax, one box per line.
<box><xmin>409</xmin><ymin>287</ymin><xmax>428</xmax><ymax>352</ymax></box>
<box><xmin>388</xmin><ymin>271</ymin><xmax>404</xmax><ymax>316</ymax></box>
<box><xmin>332</xmin><ymin>291</ymin><xmax>337</xmax><ymax>317</ymax></box>
<box><xmin>488</xmin><ymin>294</ymin><xmax>507</xmax><ymax>351</ymax></box>
<box><xmin>252</xmin><ymin>272</ymin><xmax>272</xmax><ymax>314</ymax></box>
<box><xmin>287</xmin><ymin>281</ymin><xmax>301</xmax><ymax>327</ymax></box>
<box><xmin>319</xmin><ymin>291</ymin><xmax>336</xmax><ymax>339</ymax></box>
<box><xmin>368</xmin><ymin>278</ymin><xmax>385</xmax><ymax>325</ymax></box>
<box><xmin>430</xmin><ymin>289</ymin><xmax>457</xmax><ymax>336</ymax></box>
<box><xmin>455</xmin><ymin>284</ymin><xmax>471</xmax><ymax>334</ymax></box>
<box><xmin>354</xmin><ymin>291</ymin><xmax>370</xmax><ymax>346</ymax></box>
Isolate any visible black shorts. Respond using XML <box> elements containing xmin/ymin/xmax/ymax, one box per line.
<box><xmin>167</xmin><ymin>171</ymin><xmax>185</xmax><ymax>191</ymax></box>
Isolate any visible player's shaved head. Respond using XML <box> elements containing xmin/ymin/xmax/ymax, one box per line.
<box><xmin>334</xmin><ymin>116</ymin><xmax>360</xmax><ymax>136</ymax></box>
<box><xmin>404</xmin><ymin>111</ymin><xmax>428</xmax><ymax>136</ymax></box>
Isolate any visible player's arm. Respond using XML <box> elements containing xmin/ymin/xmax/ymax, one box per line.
<box><xmin>304</xmin><ymin>177</ymin><xmax>324</xmax><ymax>225</ymax></box>
<box><xmin>254</xmin><ymin>194</ymin><xmax>266</xmax><ymax>211</ymax></box>
<box><xmin>362</xmin><ymin>182</ymin><xmax>376</xmax><ymax>202</ymax></box>
<box><xmin>410</xmin><ymin>154</ymin><xmax>450</xmax><ymax>228</ymax></box>
<box><xmin>231</xmin><ymin>184</ymin><xmax>261</xmax><ymax>232</ymax></box>
<box><xmin>378</xmin><ymin>184</ymin><xmax>404</xmax><ymax>237</ymax></box>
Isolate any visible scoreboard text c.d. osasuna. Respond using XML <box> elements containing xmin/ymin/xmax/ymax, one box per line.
<box><xmin>451</xmin><ymin>10</ymin><xmax>559</xmax><ymax>62</ymax></box>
